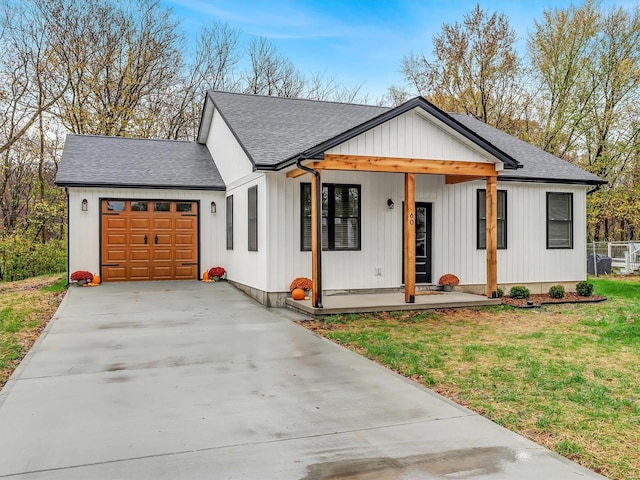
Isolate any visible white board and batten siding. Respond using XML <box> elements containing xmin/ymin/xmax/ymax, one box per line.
<box><xmin>205</xmin><ymin>107</ymin><xmax>253</xmax><ymax>185</ymax></box>
<box><xmin>326</xmin><ymin>109</ymin><xmax>500</xmax><ymax>168</ymax></box>
<box><xmin>265</xmin><ymin>172</ymin><xmax>588</xmax><ymax>293</ymax></box>
<box><xmin>67</xmin><ymin>187</ymin><xmax>225</xmax><ymax>280</ymax></box>
<box><xmin>222</xmin><ymin>174</ymin><xmax>268</xmax><ymax>291</ymax></box>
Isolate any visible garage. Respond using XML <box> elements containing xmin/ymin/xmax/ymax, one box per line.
<box><xmin>101</xmin><ymin>199</ymin><xmax>199</xmax><ymax>281</ymax></box>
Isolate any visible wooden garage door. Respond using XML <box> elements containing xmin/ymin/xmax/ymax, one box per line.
<box><xmin>101</xmin><ymin>200</ymin><xmax>198</xmax><ymax>281</ymax></box>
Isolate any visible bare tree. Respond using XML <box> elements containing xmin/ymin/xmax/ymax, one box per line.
<box><xmin>529</xmin><ymin>1</ymin><xmax>640</xmax><ymax>240</ymax></box>
<box><xmin>242</xmin><ymin>37</ymin><xmax>305</xmax><ymax>97</ymax></box>
<box><xmin>400</xmin><ymin>4</ymin><xmax>528</xmax><ymax>133</ymax></box>
<box><xmin>0</xmin><ymin>0</ymin><xmax>69</xmax><ymax>157</ymax></box>
<box><xmin>528</xmin><ymin>1</ymin><xmax>600</xmax><ymax>157</ymax></box>
<box><xmin>141</xmin><ymin>21</ymin><xmax>242</xmax><ymax>140</ymax></box>
<box><xmin>44</xmin><ymin>0</ymin><xmax>183</xmax><ymax>137</ymax></box>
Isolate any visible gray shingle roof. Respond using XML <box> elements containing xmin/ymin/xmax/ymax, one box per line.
<box><xmin>208</xmin><ymin>91</ymin><xmax>604</xmax><ymax>185</ymax></box>
<box><xmin>449</xmin><ymin>114</ymin><xmax>605</xmax><ymax>185</ymax></box>
<box><xmin>207</xmin><ymin>91</ymin><xmax>387</xmax><ymax>168</ymax></box>
<box><xmin>55</xmin><ymin>135</ymin><xmax>225</xmax><ymax>190</ymax></box>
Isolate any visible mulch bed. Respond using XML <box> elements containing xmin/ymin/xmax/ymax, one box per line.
<box><xmin>502</xmin><ymin>292</ymin><xmax>607</xmax><ymax>308</ymax></box>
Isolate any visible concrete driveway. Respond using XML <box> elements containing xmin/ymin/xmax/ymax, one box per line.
<box><xmin>0</xmin><ymin>281</ymin><xmax>604</xmax><ymax>479</ymax></box>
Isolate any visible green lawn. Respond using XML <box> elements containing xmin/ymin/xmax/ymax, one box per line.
<box><xmin>304</xmin><ymin>277</ymin><xmax>640</xmax><ymax>480</ymax></box>
<box><xmin>0</xmin><ymin>274</ymin><xmax>67</xmax><ymax>386</ymax></box>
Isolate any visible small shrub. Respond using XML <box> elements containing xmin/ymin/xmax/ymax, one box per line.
<box><xmin>496</xmin><ymin>287</ymin><xmax>504</xmax><ymax>298</ymax></box>
<box><xmin>548</xmin><ymin>284</ymin><xmax>565</xmax><ymax>299</ymax></box>
<box><xmin>576</xmin><ymin>281</ymin><xmax>594</xmax><ymax>297</ymax></box>
<box><xmin>0</xmin><ymin>235</ymin><xmax>67</xmax><ymax>281</ymax></box>
<box><xmin>509</xmin><ymin>285</ymin><xmax>530</xmax><ymax>299</ymax></box>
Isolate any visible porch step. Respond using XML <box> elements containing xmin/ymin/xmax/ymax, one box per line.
<box><xmin>286</xmin><ymin>291</ymin><xmax>500</xmax><ymax>317</ymax></box>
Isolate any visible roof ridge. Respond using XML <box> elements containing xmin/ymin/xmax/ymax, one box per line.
<box><xmin>68</xmin><ymin>134</ymin><xmax>198</xmax><ymax>144</ymax></box>
<box><xmin>208</xmin><ymin>90</ymin><xmax>389</xmax><ymax>110</ymax></box>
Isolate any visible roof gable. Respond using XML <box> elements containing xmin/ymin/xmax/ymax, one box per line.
<box><xmin>302</xmin><ymin>97</ymin><xmax>520</xmax><ymax>170</ymax></box>
<box><xmin>201</xmin><ymin>91</ymin><xmax>386</xmax><ymax>169</ymax></box>
<box><xmin>325</xmin><ymin>108</ymin><xmax>507</xmax><ymax>168</ymax></box>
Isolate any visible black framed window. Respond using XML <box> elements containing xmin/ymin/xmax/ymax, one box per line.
<box><xmin>301</xmin><ymin>183</ymin><xmax>360</xmax><ymax>251</ymax></box>
<box><xmin>477</xmin><ymin>189</ymin><xmax>507</xmax><ymax>249</ymax></box>
<box><xmin>547</xmin><ymin>192</ymin><xmax>573</xmax><ymax>249</ymax></box>
<box><xmin>226</xmin><ymin>195</ymin><xmax>233</xmax><ymax>250</ymax></box>
<box><xmin>248</xmin><ymin>186</ymin><xmax>258</xmax><ymax>251</ymax></box>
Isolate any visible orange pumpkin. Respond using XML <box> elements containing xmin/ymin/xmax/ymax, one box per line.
<box><xmin>202</xmin><ymin>271</ymin><xmax>209</xmax><ymax>281</ymax></box>
<box><xmin>291</xmin><ymin>288</ymin><xmax>306</xmax><ymax>300</ymax></box>
<box><xmin>92</xmin><ymin>274</ymin><xmax>101</xmax><ymax>285</ymax></box>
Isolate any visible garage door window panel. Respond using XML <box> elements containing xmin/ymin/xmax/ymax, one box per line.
<box><xmin>131</xmin><ymin>201</ymin><xmax>148</xmax><ymax>211</ymax></box>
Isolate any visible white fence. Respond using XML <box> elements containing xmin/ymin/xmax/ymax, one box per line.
<box><xmin>587</xmin><ymin>241</ymin><xmax>640</xmax><ymax>275</ymax></box>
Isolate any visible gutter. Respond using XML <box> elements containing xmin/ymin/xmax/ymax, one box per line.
<box><xmin>296</xmin><ymin>157</ymin><xmax>323</xmax><ymax>309</ymax></box>
<box><xmin>587</xmin><ymin>184</ymin><xmax>603</xmax><ymax>195</ymax></box>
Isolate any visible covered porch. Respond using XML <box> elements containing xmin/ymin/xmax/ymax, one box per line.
<box><xmin>282</xmin><ymin>98</ymin><xmax>519</xmax><ymax>311</ymax></box>
<box><xmin>285</xmin><ymin>289</ymin><xmax>501</xmax><ymax>317</ymax></box>
<box><xmin>287</xmin><ymin>153</ymin><xmax>502</xmax><ymax>309</ymax></box>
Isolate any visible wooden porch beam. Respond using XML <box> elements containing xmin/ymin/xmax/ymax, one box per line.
<box><xmin>445</xmin><ymin>175</ymin><xmax>486</xmax><ymax>184</ymax></box>
<box><xmin>486</xmin><ymin>176</ymin><xmax>498</xmax><ymax>297</ymax></box>
<box><xmin>322</xmin><ymin>154</ymin><xmax>498</xmax><ymax>176</ymax></box>
<box><xmin>404</xmin><ymin>173</ymin><xmax>416</xmax><ymax>303</ymax></box>
<box><xmin>286</xmin><ymin>168</ymin><xmax>309</xmax><ymax>178</ymax></box>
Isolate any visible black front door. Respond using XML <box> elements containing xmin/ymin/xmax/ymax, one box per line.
<box><xmin>415</xmin><ymin>203</ymin><xmax>432</xmax><ymax>283</ymax></box>
<box><xmin>403</xmin><ymin>202</ymin><xmax>432</xmax><ymax>284</ymax></box>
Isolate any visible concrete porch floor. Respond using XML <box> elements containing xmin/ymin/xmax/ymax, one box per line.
<box><xmin>285</xmin><ymin>290</ymin><xmax>501</xmax><ymax>316</ymax></box>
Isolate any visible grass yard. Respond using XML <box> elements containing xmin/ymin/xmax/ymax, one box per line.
<box><xmin>304</xmin><ymin>277</ymin><xmax>640</xmax><ymax>480</ymax></box>
<box><xmin>0</xmin><ymin>274</ymin><xmax>67</xmax><ymax>387</ymax></box>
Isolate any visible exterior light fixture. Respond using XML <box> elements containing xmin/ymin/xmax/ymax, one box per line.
<box><xmin>387</xmin><ymin>198</ymin><xmax>394</xmax><ymax>209</ymax></box>
<box><xmin>211</xmin><ymin>201</ymin><xmax>217</xmax><ymax>213</ymax></box>
<box><xmin>81</xmin><ymin>199</ymin><xmax>88</xmax><ymax>211</ymax></box>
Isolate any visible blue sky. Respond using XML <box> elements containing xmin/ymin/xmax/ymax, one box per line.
<box><xmin>165</xmin><ymin>0</ymin><xmax>634</xmax><ymax>100</ymax></box>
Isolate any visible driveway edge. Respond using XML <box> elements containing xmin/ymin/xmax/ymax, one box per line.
<box><xmin>0</xmin><ymin>288</ymin><xmax>72</xmax><ymax>408</ymax></box>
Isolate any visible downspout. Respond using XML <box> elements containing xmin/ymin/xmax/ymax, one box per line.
<box><xmin>296</xmin><ymin>157</ymin><xmax>323</xmax><ymax>308</ymax></box>
<box><xmin>65</xmin><ymin>187</ymin><xmax>70</xmax><ymax>286</ymax></box>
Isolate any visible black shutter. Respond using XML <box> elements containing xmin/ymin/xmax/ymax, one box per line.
<box><xmin>248</xmin><ymin>186</ymin><xmax>258</xmax><ymax>251</ymax></box>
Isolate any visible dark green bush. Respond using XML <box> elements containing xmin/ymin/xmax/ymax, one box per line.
<box><xmin>496</xmin><ymin>287</ymin><xmax>504</xmax><ymax>298</ymax></box>
<box><xmin>548</xmin><ymin>284</ymin><xmax>565</xmax><ymax>299</ymax></box>
<box><xmin>509</xmin><ymin>285</ymin><xmax>530</xmax><ymax>299</ymax></box>
<box><xmin>576</xmin><ymin>281</ymin><xmax>594</xmax><ymax>297</ymax></box>
<box><xmin>0</xmin><ymin>234</ymin><xmax>67</xmax><ymax>281</ymax></box>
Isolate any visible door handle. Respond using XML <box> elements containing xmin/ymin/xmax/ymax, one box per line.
<box><xmin>154</xmin><ymin>234</ymin><xmax>159</xmax><ymax>244</ymax></box>
<box><xmin>144</xmin><ymin>234</ymin><xmax>148</xmax><ymax>244</ymax></box>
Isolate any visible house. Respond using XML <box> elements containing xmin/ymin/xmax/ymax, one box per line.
<box><xmin>55</xmin><ymin>91</ymin><xmax>605</xmax><ymax>307</ymax></box>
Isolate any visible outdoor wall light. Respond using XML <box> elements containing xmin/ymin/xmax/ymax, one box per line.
<box><xmin>211</xmin><ymin>201</ymin><xmax>217</xmax><ymax>213</ymax></box>
<box><xmin>81</xmin><ymin>199</ymin><xmax>88</xmax><ymax>211</ymax></box>
<box><xmin>387</xmin><ymin>198</ymin><xmax>394</xmax><ymax>209</ymax></box>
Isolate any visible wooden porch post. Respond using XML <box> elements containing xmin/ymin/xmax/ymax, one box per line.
<box><xmin>404</xmin><ymin>173</ymin><xmax>416</xmax><ymax>303</ymax></box>
<box><xmin>311</xmin><ymin>171</ymin><xmax>323</xmax><ymax>308</ymax></box>
<box><xmin>486</xmin><ymin>175</ymin><xmax>498</xmax><ymax>297</ymax></box>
